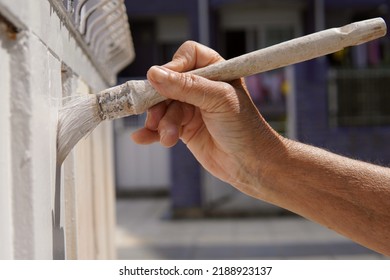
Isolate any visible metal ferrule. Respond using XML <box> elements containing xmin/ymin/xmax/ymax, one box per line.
<box><xmin>96</xmin><ymin>83</ymin><xmax>134</xmax><ymax>120</ymax></box>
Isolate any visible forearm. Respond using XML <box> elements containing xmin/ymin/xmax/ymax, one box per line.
<box><xmin>244</xmin><ymin>138</ymin><xmax>390</xmax><ymax>255</ymax></box>
<box><xmin>139</xmin><ymin>40</ymin><xmax>390</xmax><ymax>255</ymax></box>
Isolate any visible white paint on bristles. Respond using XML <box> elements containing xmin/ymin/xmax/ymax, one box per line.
<box><xmin>57</xmin><ymin>95</ymin><xmax>102</xmax><ymax>164</ymax></box>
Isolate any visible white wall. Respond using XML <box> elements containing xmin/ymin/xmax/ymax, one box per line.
<box><xmin>0</xmin><ymin>28</ymin><xmax>13</xmax><ymax>260</ymax></box>
<box><xmin>0</xmin><ymin>0</ymin><xmax>133</xmax><ymax>259</ymax></box>
<box><xmin>0</xmin><ymin>21</ymin><xmax>61</xmax><ymax>259</ymax></box>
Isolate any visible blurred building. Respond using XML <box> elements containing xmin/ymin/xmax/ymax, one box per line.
<box><xmin>116</xmin><ymin>0</ymin><xmax>390</xmax><ymax>217</ymax></box>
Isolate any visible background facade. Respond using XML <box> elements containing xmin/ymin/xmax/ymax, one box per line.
<box><xmin>116</xmin><ymin>0</ymin><xmax>390</xmax><ymax>216</ymax></box>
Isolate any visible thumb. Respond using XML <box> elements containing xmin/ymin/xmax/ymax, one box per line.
<box><xmin>147</xmin><ymin>66</ymin><xmax>234</xmax><ymax>112</ymax></box>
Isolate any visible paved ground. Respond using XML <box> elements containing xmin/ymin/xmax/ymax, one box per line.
<box><xmin>115</xmin><ymin>198</ymin><xmax>387</xmax><ymax>260</ymax></box>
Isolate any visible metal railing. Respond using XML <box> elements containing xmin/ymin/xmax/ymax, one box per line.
<box><xmin>328</xmin><ymin>68</ymin><xmax>390</xmax><ymax>127</ymax></box>
<box><xmin>49</xmin><ymin>0</ymin><xmax>134</xmax><ymax>85</ymax></box>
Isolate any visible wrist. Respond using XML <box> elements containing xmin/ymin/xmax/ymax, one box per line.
<box><xmin>229</xmin><ymin>127</ymin><xmax>288</xmax><ymax>200</ymax></box>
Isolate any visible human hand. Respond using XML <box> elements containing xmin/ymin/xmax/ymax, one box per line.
<box><xmin>132</xmin><ymin>41</ymin><xmax>283</xmax><ymax>196</ymax></box>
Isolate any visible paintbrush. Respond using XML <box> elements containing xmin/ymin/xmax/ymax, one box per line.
<box><xmin>57</xmin><ymin>17</ymin><xmax>386</xmax><ymax>164</ymax></box>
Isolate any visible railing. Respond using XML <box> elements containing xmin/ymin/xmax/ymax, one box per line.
<box><xmin>49</xmin><ymin>0</ymin><xmax>134</xmax><ymax>85</ymax></box>
<box><xmin>328</xmin><ymin>68</ymin><xmax>390</xmax><ymax>127</ymax></box>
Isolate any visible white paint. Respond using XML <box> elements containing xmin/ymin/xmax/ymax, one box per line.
<box><xmin>0</xmin><ymin>33</ymin><xmax>13</xmax><ymax>260</ymax></box>
<box><xmin>62</xmin><ymin>79</ymin><xmax>117</xmax><ymax>259</ymax></box>
<box><xmin>4</xmin><ymin>29</ymin><xmax>61</xmax><ymax>259</ymax></box>
<box><xmin>62</xmin><ymin>71</ymin><xmax>82</xmax><ymax>260</ymax></box>
<box><xmin>1</xmin><ymin>0</ymin><xmax>108</xmax><ymax>90</ymax></box>
<box><xmin>0</xmin><ymin>0</ymin><xmax>132</xmax><ymax>259</ymax></box>
<box><xmin>9</xmin><ymin>32</ymin><xmax>35</xmax><ymax>259</ymax></box>
<box><xmin>30</xmin><ymin>36</ymin><xmax>62</xmax><ymax>258</ymax></box>
<box><xmin>57</xmin><ymin>95</ymin><xmax>101</xmax><ymax>164</ymax></box>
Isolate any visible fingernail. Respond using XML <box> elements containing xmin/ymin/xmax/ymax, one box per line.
<box><xmin>150</xmin><ymin>66</ymin><xmax>169</xmax><ymax>84</ymax></box>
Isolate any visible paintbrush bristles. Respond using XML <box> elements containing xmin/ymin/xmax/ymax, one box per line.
<box><xmin>56</xmin><ymin>80</ymin><xmax>166</xmax><ymax>164</ymax></box>
<box><xmin>57</xmin><ymin>95</ymin><xmax>102</xmax><ymax>164</ymax></box>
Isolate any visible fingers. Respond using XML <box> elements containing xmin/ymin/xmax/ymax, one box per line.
<box><xmin>131</xmin><ymin>102</ymin><xmax>167</xmax><ymax>144</ymax></box>
<box><xmin>163</xmin><ymin>41</ymin><xmax>224</xmax><ymax>72</ymax></box>
<box><xmin>134</xmin><ymin>41</ymin><xmax>236</xmax><ymax>147</ymax></box>
<box><xmin>157</xmin><ymin>101</ymin><xmax>183</xmax><ymax>147</ymax></box>
<box><xmin>131</xmin><ymin>127</ymin><xmax>160</xmax><ymax>145</ymax></box>
<box><xmin>132</xmin><ymin>101</ymin><xmax>195</xmax><ymax>147</ymax></box>
<box><xmin>145</xmin><ymin>102</ymin><xmax>168</xmax><ymax>131</ymax></box>
<box><xmin>147</xmin><ymin>66</ymin><xmax>236</xmax><ymax>113</ymax></box>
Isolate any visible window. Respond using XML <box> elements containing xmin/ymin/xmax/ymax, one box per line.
<box><xmin>327</xmin><ymin>26</ymin><xmax>390</xmax><ymax>127</ymax></box>
<box><xmin>328</xmin><ymin>68</ymin><xmax>390</xmax><ymax>126</ymax></box>
<box><xmin>223</xmin><ymin>25</ymin><xmax>296</xmax><ymax>135</ymax></box>
<box><xmin>264</xmin><ymin>26</ymin><xmax>294</xmax><ymax>47</ymax></box>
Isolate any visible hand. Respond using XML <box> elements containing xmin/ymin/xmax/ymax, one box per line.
<box><xmin>132</xmin><ymin>41</ymin><xmax>390</xmax><ymax>256</ymax></box>
<box><xmin>132</xmin><ymin>41</ymin><xmax>283</xmax><ymax>196</ymax></box>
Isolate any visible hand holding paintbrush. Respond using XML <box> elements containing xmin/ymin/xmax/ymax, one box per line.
<box><xmin>57</xmin><ymin>18</ymin><xmax>387</xmax><ymax>164</ymax></box>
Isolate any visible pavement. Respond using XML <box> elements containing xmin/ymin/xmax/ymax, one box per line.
<box><xmin>115</xmin><ymin>198</ymin><xmax>387</xmax><ymax>260</ymax></box>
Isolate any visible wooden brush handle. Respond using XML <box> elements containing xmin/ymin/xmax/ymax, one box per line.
<box><xmin>100</xmin><ymin>18</ymin><xmax>386</xmax><ymax>119</ymax></box>
<box><xmin>190</xmin><ymin>17</ymin><xmax>386</xmax><ymax>81</ymax></box>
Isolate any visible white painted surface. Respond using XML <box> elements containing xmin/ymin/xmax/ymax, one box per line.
<box><xmin>3</xmin><ymin>29</ymin><xmax>62</xmax><ymax>259</ymax></box>
<box><xmin>0</xmin><ymin>33</ymin><xmax>13</xmax><ymax>260</ymax></box>
<box><xmin>30</xmin><ymin>31</ymin><xmax>61</xmax><ymax>259</ymax></box>
<box><xmin>1</xmin><ymin>0</ymin><xmax>107</xmax><ymax>90</ymax></box>
<box><xmin>0</xmin><ymin>0</ymin><xmax>133</xmax><ymax>259</ymax></box>
<box><xmin>8</xmin><ymin>32</ymin><xmax>36</xmax><ymax>259</ymax></box>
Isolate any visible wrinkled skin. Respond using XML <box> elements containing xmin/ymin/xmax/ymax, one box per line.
<box><xmin>132</xmin><ymin>41</ymin><xmax>390</xmax><ymax>256</ymax></box>
<box><xmin>132</xmin><ymin>41</ymin><xmax>282</xmax><ymax>193</ymax></box>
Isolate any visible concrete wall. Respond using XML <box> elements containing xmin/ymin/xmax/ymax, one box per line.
<box><xmin>0</xmin><ymin>0</ymin><xmax>133</xmax><ymax>259</ymax></box>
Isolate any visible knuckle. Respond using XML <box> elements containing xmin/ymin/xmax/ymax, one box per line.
<box><xmin>172</xmin><ymin>41</ymin><xmax>198</xmax><ymax>70</ymax></box>
<box><xmin>181</xmin><ymin>40</ymin><xmax>196</xmax><ymax>48</ymax></box>
<box><xmin>178</xmin><ymin>73</ymin><xmax>197</xmax><ymax>95</ymax></box>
